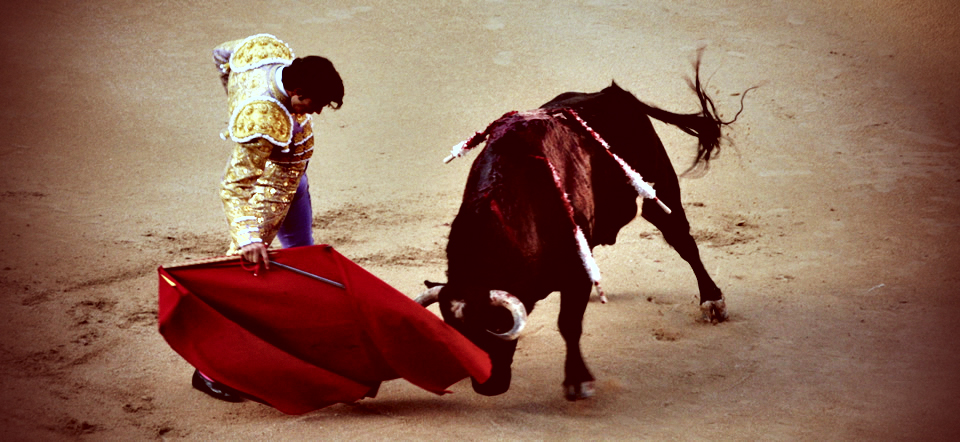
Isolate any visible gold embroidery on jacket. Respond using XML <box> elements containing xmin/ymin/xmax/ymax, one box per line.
<box><xmin>230</xmin><ymin>98</ymin><xmax>293</xmax><ymax>146</ymax></box>
<box><xmin>214</xmin><ymin>34</ymin><xmax>314</xmax><ymax>253</ymax></box>
<box><xmin>292</xmin><ymin>114</ymin><xmax>314</xmax><ymax>146</ymax></box>
<box><xmin>221</xmin><ymin>138</ymin><xmax>308</xmax><ymax>251</ymax></box>
<box><xmin>230</xmin><ymin>34</ymin><xmax>294</xmax><ymax>72</ymax></box>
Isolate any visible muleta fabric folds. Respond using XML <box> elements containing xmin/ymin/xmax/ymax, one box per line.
<box><xmin>157</xmin><ymin>245</ymin><xmax>491</xmax><ymax>415</ymax></box>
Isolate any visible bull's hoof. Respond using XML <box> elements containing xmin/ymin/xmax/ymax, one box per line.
<box><xmin>700</xmin><ymin>298</ymin><xmax>729</xmax><ymax>324</ymax></box>
<box><xmin>564</xmin><ymin>381</ymin><xmax>595</xmax><ymax>401</ymax></box>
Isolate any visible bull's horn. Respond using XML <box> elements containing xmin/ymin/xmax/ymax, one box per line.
<box><xmin>488</xmin><ymin>290</ymin><xmax>527</xmax><ymax>340</ymax></box>
<box><xmin>415</xmin><ymin>285</ymin><xmax>443</xmax><ymax>307</ymax></box>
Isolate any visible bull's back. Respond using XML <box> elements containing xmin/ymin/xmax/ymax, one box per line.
<box><xmin>447</xmin><ymin>112</ymin><xmax>593</xmax><ymax>293</ymax></box>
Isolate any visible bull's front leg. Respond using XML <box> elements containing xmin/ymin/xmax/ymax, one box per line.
<box><xmin>558</xmin><ymin>279</ymin><xmax>595</xmax><ymax>400</ymax></box>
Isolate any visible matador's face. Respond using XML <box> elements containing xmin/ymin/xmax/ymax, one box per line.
<box><xmin>290</xmin><ymin>95</ymin><xmax>320</xmax><ymax>115</ymax></box>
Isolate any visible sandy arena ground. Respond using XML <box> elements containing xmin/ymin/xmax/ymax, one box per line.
<box><xmin>1</xmin><ymin>0</ymin><xmax>959</xmax><ymax>439</ymax></box>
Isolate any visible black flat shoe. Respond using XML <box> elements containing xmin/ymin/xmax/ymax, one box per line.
<box><xmin>192</xmin><ymin>369</ymin><xmax>244</xmax><ymax>403</ymax></box>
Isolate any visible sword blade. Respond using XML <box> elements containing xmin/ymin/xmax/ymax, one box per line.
<box><xmin>271</xmin><ymin>262</ymin><xmax>345</xmax><ymax>289</ymax></box>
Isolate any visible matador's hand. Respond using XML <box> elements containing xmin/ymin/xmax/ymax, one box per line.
<box><xmin>240</xmin><ymin>242</ymin><xmax>270</xmax><ymax>270</ymax></box>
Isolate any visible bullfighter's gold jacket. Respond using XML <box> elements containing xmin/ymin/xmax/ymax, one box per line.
<box><xmin>213</xmin><ymin>34</ymin><xmax>315</xmax><ymax>253</ymax></box>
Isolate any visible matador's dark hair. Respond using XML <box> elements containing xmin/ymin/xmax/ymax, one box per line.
<box><xmin>284</xmin><ymin>56</ymin><xmax>344</xmax><ymax>111</ymax></box>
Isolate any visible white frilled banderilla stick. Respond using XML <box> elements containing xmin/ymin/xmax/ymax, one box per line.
<box><xmin>559</xmin><ymin>108</ymin><xmax>672</xmax><ymax>215</ymax></box>
<box><xmin>443</xmin><ymin>111</ymin><xmax>518</xmax><ymax>164</ymax></box>
<box><xmin>443</xmin><ymin>109</ymin><xmax>671</xmax><ymax>214</ymax></box>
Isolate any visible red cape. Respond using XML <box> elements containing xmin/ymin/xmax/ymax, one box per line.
<box><xmin>158</xmin><ymin>245</ymin><xmax>490</xmax><ymax>415</ymax></box>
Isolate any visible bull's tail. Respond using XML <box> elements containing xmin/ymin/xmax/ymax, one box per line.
<box><xmin>641</xmin><ymin>50</ymin><xmax>754</xmax><ymax>175</ymax></box>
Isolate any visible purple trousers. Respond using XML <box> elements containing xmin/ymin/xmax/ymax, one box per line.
<box><xmin>276</xmin><ymin>173</ymin><xmax>315</xmax><ymax>249</ymax></box>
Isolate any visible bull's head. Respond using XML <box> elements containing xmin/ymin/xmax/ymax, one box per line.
<box><xmin>416</xmin><ymin>282</ymin><xmax>527</xmax><ymax>396</ymax></box>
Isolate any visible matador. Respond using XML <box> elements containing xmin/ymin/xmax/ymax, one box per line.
<box><xmin>213</xmin><ymin>33</ymin><xmax>343</xmax><ymax>262</ymax></box>
<box><xmin>196</xmin><ymin>33</ymin><xmax>344</xmax><ymax>402</ymax></box>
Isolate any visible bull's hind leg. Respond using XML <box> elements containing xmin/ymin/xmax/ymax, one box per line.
<box><xmin>641</xmin><ymin>197</ymin><xmax>728</xmax><ymax>323</ymax></box>
<box><xmin>558</xmin><ymin>278</ymin><xmax>596</xmax><ymax>400</ymax></box>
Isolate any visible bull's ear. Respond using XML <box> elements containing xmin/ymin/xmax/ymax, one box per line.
<box><xmin>610</xmin><ymin>80</ymin><xmax>620</xmax><ymax>89</ymax></box>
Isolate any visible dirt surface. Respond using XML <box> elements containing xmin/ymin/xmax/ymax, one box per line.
<box><xmin>1</xmin><ymin>0</ymin><xmax>959</xmax><ymax>440</ymax></box>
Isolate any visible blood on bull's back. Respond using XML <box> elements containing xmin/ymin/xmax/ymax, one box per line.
<box><xmin>447</xmin><ymin>110</ymin><xmax>600</xmax><ymax>295</ymax></box>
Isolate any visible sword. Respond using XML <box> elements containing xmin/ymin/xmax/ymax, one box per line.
<box><xmin>271</xmin><ymin>261</ymin><xmax>345</xmax><ymax>289</ymax></box>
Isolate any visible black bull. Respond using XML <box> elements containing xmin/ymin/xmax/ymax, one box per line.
<box><xmin>421</xmin><ymin>65</ymin><xmax>744</xmax><ymax>400</ymax></box>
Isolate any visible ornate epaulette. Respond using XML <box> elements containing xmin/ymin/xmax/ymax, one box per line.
<box><xmin>230</xmin><ymin>34</ymin><xmax>294</xmax><ymax>73</ymax></box>
<box><xmin>229</xmin><ymin>97</ymin><xmax>293</xmax><ymax>147</ymax></box>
